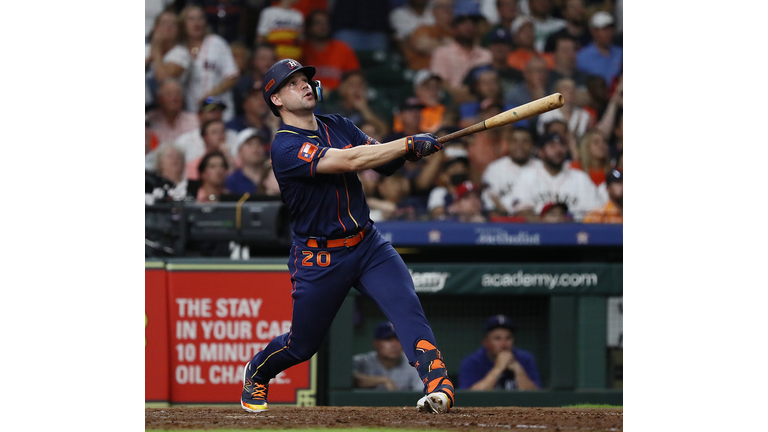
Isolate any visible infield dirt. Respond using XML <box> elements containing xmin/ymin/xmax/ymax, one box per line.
<box><xmin>145</xmin><ymin>406</ymin><xmax>622</xmax><ymax>431</ymax></box>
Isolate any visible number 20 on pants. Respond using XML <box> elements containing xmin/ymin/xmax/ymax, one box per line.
<box><xmin>302</xmin><ymin>251</ymin><xmax>330</xmax><ymax>267</ymax></box>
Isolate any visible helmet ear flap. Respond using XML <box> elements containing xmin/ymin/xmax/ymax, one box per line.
<box><xmin>312</xmin><ymin>80</ymin><xmax>323</xmax><ymax>103</ymax></box>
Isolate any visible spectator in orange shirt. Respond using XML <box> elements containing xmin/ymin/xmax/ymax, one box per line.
<box><xmin>571</xmin><ymin>129</ymin><xmax>610</xmax><ymax>186</ymax></box>
<box><xmin>506</xmin><ymin>15</ymin><xmax>554</xmax><ymax>73</ymax></box>
<box><xmin>584</xmin><ymin>169</ymin><xmax>622</xmax><ymax>224</ymax></box>
<box><xmin>301</xmin><ymin>9</ymin><xmax>360</xmax><ymax>93</ymax></box>
<box><xmin>411</xmin><ymin>69</ymin><xmax>447</xmax><ymax>133</ymax></box>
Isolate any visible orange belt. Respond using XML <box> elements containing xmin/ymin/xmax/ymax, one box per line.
<box><xmin>307</xmin><ymin>227</ymin><xmax>369</xmax><ymax>248</ymax></box>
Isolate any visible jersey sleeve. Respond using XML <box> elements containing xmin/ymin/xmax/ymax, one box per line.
<box><xmin>271</xmin><ymin>135</ymin><xmax>329</xmax><ymax>179</ymax></box>
<box><xmin>516</xmin><ymin>350</ymin><xmax>542</xmax><ymax>388</ymax></box>
<box><xmin>458</xmin><ymin>354</ymin><xmax>484</xmax><ymax>389</ymax></box>
<box><xmin>164</xmin><ymin>45</ymin><xmax>191</xmax><ymax>69</ymax></box>
<box><xmin>214</xmin><ymin>36</ymin><xmax>239</xmax><ymax>79</ymax></box>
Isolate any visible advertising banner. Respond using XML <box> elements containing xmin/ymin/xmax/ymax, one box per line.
<box><xmin>145</xmin><ymin>261</ymin><xmax>170</xmax><ymax>402</ymax></box>
<box><xmin>164</xmin><ymin>263</ymin><xmax>315</xmax><ymax>405</ymax></box>
<box><xmin>407</xmin><ymin>263</ymin><xmax>622</xmax><ymax>295</ymax></box>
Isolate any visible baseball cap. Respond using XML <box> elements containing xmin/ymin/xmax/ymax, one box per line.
<box><xmin>489</xmin><ymin>28</ymin><xmax>512</xmax><ymax>45</ymax></box>
<box><xmin>453</xmin><ymin>0</ymin><xmax>483</xmax><ymax>23</ymax></box>
<box><xmin>484</xmin><ymin>314</ymin><xmax>515</xmax><ymax>335</ymax></box>
<box><xmin>540</xmin><ymin>202</ymin><xmax>568</xmax><ymax>216</ymax></box>
<box><xmin>537</xmin><ymin>132</ymin><xmax>565</xmax><ymax>147</ymax></box>
<box><xmin>236</xmin><ymin>127</ymin><xmax>267</xmax><ymax>149</ymax></box>
<box><xmin>590</xmin><ymin>11</ymin><xmax>615</xmax><ymax>29</ymax></box>
<box><xmin>400</xmin><ymin>96</ymin><xmax>426</xmax><ymax>111</ymax></box>
<box><xmin>456</xmin><ymin>180</ymin><xmax>481</xmax><ymax>200</ymax></box>
<box><xmin>374</xmin><ymin>321</ymin><xmax>397</xmax><ymax>340</ymax></box>
<box><xmin>511</xmin><ymin>15</ymin><xmax>534</xmax><ymax>35</ymax></box>
<box><xmin>199</xmin><ymin>96</ymin><xmax>227</xmax><ymax>113</ymax></box>
<box><xmin>413</xmin><ymin>69</ymin><xmax>442</xmax><ymax>89</ymax></box>
<box><xmin>606</xmin><ymin>169</ymin><xmax>622</xmax><ymax>184</ymax></box>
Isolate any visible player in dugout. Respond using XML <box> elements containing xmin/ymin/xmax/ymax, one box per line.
<box><xmin>240</xmin><ymin>59</ymin><xmax>455</xmax><ymax>414</ymax></box>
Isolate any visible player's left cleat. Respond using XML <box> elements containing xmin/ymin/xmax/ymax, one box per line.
<box><xmin>414</xmin><ymin>340</ymin><xmax>455</xmax><ymax>413</ymax></box>
<box><xmin>417</xmin><ymin>392</ymin><xmax>451</xmax><ymax>413</ymax></box>
<box><xmin>241</xmin><ymin>363</ymin><xmax>269</xmax><ymax>413</ymax></box>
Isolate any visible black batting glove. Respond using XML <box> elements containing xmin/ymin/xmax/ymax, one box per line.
<box><xmin>405</xmin><ymin>133</ymin><xmax>443</xmax><ymax>160</ymax></box>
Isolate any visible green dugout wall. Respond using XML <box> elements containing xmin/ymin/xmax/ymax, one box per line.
<box><xmin>327</xmin><ymin>263</ymin><xmax>623</xmax><ymax>407</ymax></box>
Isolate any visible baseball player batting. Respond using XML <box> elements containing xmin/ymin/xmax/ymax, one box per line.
<box><xmin>240</xmin><ymin>59</ymin><xmax>454</xmax><ymax>414</ymax></box>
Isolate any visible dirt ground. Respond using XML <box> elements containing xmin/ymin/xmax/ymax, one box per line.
<box><xmin>145</xmin><ymin>406</ymin><xmax>622</xmax><ymax>431</ymax></box>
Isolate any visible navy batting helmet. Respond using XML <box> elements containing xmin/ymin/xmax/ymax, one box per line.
<box><xmin>262</xmin><ymin>59</ymin><xmax>322</xmax><ymax>117</ymax></box>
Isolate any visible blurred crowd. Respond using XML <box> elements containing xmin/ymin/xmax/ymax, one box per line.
<box><xmin>145</xmin><ymin>0</ymin><xmax>623</xmax><ymax>223</ymax></box>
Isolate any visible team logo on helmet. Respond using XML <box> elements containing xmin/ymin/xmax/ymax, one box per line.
<box><xmin>286</xmin><ymin>60</ymin><xmax>299</xmax><ymax>69</ymax></box>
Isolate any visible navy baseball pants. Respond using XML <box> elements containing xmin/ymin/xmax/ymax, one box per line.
<box><xmin>247</xmin><ymin>226</ymin><xmax>436</xmax><ymax>383</ymax></box>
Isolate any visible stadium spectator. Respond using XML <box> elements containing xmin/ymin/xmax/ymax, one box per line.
<box><xmin>506</xmin><ymin>132</ymin><xmax>603</xmax><ymax>221</ymax></box>
<box><xmin>225</xmin><ymin>128</ymin><xmax>269</xmax><ymax>195</ymax></box>
<box><xmin>582</xmin><ymin>74</ymin><xmax>609</xmax><ymax>125</ymax></box>
<box><xmin>480</xmin><ymin>0</ymin><xmax>519</xmax><ymax>47</ymax></box>
<box><xmin>402</xmin><ymin>0</ymin><xmax>454</xmax><ymax>71</ymax></box>
<box><xmin>226</xmin><ymin>82</ymin><xmax>277</xmax><ymax>145</ymax></box>
<box><xmin>320</xmin><ymin>70</ymin><xmax>390</xmax><ymax>135</ymax></box>
<box><xmin>446</xmin><ymin>180</ymin><xmax>487</xmax><ymax>222</ymax></box>
<box><xmin>503</xmin><ymin>56</ymin><xmax>548</xmax><ymax>130</ymax></box>
<box><xmin>459</xmin><ymin>65</ymin><xmax>505</xmax><ymax>127</ymax></box>
<box><xmin>146</xmin><ymin>0</ymin><xmax>174</xmax><ymax>38</ymax></box>
<box><xmin>257</xmin><ymin>161</ymin><xmax>282</xmax><ymax>197</ymax></box>
<box><xmin>543</xmin><ymin>0</ymin><xmax>591</xmax><ymax>52</ymax></box>
<box><xmin>195</xmin><ymin>151</ymin><xmax>231</xmax><ymax>203</ymax></box>
<box><xmin>536</xmin><ymin>77</ymin><xmax>593</xmax><ymax>139</ymax></box>
<box><xmin>185</xmin><ymin>119</ymin><xmax>236</xmax><ymax>180</ymax></box>
<box><xmin>145</xmin><ymin>115</ymin><xmax>160</xmax><ymax>167</ymax></box>
<box><xmin>485</xmin><ymin>28</ymin><xmax>524</xmax><ymax>93</ymax></box>
<box><xmin>385</xmin><ymin>97</ymin><xmax>425</xmax><ymax>142</ymax></box>
<box><xmin>232</xmin><ymin>44</ymin><xmax>277</xmax><ymax>118</ymax></box>
<box><xmin>301</xmin><ymin>9</ymin><xmax>360</xmax><ymax>93</ymax></box>
<box><xmin>147</xmin><ymin>79</ymin><xmax>200</xmax><ymax>144</ymax></box>
<box><xmin>459</xmin><ymin>314</ymin><xmax>542</xmax><ymax>390</ymax></box>
<box><xmin>481</xmin><ymin>126</ymin><xmax>540</xmax><ymax>216</ymax></box>
<box><xmin>542</xmin><ymin>118</ymin><xmax>577</xmax><ymax>161</ymax></box>
<box><xmin>429</xmin><ymin>3</ymin><xmax>492</xmax><ymax>103</ymax></box>
<box><xmin>180</xmin><ymin>4</ymin><xmax>239</xmax><ymax>121</ymax></box>
<box><xmin>409</xmin><ymin>70</ymin><xmax>447</xmax><ymax>134</ymax></box>
<box><xmin>353</xmin><ymin>321</ymin><xmax>423</xmax><ymax>391</ymax></box>
<box><xmin>527</xmin><ymin>0</ymin><xmax>565</xmax><ymax>52</ymax></box>
<box><xmin>255</xmin><ymin>0</ymin><xmax>304</xmax><ymax>60</ymax></box>
<box><xmin>576</xmin><ymin>11</ymin><xmax>622</xmax><ymax>87</ymax></box>
<box><xmin>570</xmin><ymin>129</ymin><xmax>610</xmax><ymax>186</ymax></box>
<box><xmin>375</xmin><ymin>172</ymin><xmax>427</xmax><ymax>221</ymax></box>
<box><xmin>175</xmin><ymin>97</ymin><xmax>240</xmax><ymax>164</ymax></box>
<box><xmin>389</xmin><ymin>0</ymin><xmax>435</xmax><ymax>50</ymax></box>
<box><xmin>153</xmin><ymin>143</ymin><xmax>189</xmax><ymax>201</ymax></box>
<box><xmin>545</xmin><ymin>35</ymin><xmax>589</xmax><ymax>94</ymax></box>
<box><xmin>145</xmin><ymin>9</ymin><xmax>191</xmax><ymax>111</ymax></box>
<box><xmin>427</xmin><ymin>153</ymin><xmax>471</xmax><ymax>219</ymax></box>
<box><xmin>540</xmin><ymin>202</ymin><xmax>571</xmax><ymax>222</ymax></box>
<box><xmin>505</xmin><ymin>15</ymin><xmax>554</xmax><ymax>72</ymax></box>
<box><xmin>230</xmin><ymin>41</ymin><xmax>251</xmax><ymax>76</ymax></box>
<box><xmin>595</xmin><ymin>74</ymin><xmax>622</xmax><ymax>145</ymax></box>
<box><xmin>329</xmin><ymin>0</ymin><xmax>391</xmax><ymax>51</ymax></box>
<box><xmin>584</xmin><ymin>169</ymin><xmax>622</xmax><ymax>224</ymax></box>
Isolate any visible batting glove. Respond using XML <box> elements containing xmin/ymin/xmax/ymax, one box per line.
<box><xmin>405</xmin><ymin>133</ymin><xmax>443</xmax><ymax>161</ymax></box>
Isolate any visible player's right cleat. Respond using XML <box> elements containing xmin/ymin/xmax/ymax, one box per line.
<box><xmin>417</xmin><ymin>392</ymin><xmax>451</xmax><ymax>413</ymax></box>
<box><xmin>241</xmin><ymin>363</ymin><xmax>269</xmax><ymax>413</ymax></box>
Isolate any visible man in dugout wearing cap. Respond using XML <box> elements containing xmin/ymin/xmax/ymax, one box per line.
<box><xmin>352</xmin><ymin>321</ymin><xmax>424</xmax><ymax>391</ymax></box>
<box><xmin>458</xmin><ymin>314</ymin><xmax>542</xmax><ymax>390</ymax></box>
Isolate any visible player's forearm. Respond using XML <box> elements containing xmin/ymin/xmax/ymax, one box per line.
<box><xmin>352</xmin><ymin>373</ymin><xmax>392</xmax><ymax>389</ymax></box>
<box><xmin>318</xmin><ymin>138</ymin><xmax>407</xmax><ymax>174</ymax></box>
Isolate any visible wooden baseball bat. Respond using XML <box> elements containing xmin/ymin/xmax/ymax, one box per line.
<box><xmin>436</xmin><ymin>93</ymin><xmax>564</xmax><ymax>144</ymax></box>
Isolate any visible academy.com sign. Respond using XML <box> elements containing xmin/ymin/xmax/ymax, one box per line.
<box><xmin>481</xmin><ymin>271</ymin><xmax>598</xmax><ymax>289</ymax></box>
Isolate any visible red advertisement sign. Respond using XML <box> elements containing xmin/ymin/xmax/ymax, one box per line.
<box><xmin>145</xmin><ymin>263</ymin><xmax>170</xmax><ymax>402</ymax></box>
<box><xmin>165</xmin><ymin>267</ymin><xmax>315</xmax><ymax>404</ymax></box>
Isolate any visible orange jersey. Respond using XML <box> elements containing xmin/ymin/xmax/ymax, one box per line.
<box><xmin>583</xmin><ymin>201</ymin><xmax>622</xmax><ymax>224</ymax></box>
<box><xmin>392</xmin><ymin>104</ymin><xmax>445</xmax><ymax>134</ymax></box>
<box><xmin>506</xmin><ymin>50</ymin><xmax>554</xmax><ymax>72</ymax></box>
<box><xmin>301</xmin><ymin>40</ymin><xmax>360</xmax><ymax>91</ymax></box>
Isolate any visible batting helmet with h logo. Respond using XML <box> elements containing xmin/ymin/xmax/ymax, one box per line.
<box><xmin>262</xmin><ymin>59</ymin><xmax>323</xmax><ymax>117</ymax></box>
